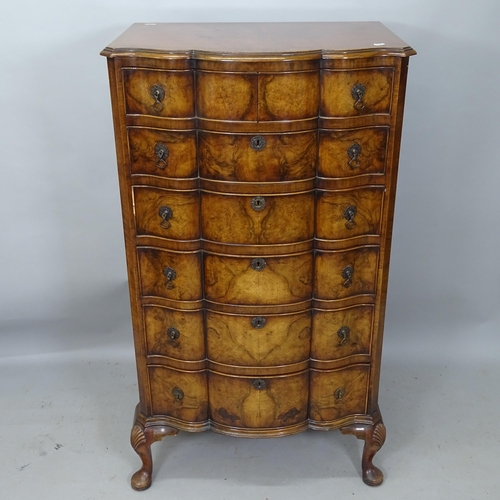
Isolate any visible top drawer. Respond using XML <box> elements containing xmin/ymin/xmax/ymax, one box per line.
<box><xmin>321</xmin><ymin>68</ymin><xmax>394</xmax><ymax>117</ymax></box>
<box><xmin>122</xmin><ymin>68</ymin><xmax>195</xmax><ymax>118</ymax></box>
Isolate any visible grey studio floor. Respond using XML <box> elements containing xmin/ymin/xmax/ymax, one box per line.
<box><xmin>1</xmin><ymin>283</ymin><xmax>498</xmax><ymax>500</ymax></box>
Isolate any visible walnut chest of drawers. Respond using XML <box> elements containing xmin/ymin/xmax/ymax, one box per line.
<box><xmin>101</xmin><ymin>22</ymin><xmax>415</xmax><ymax>490</ymax></box>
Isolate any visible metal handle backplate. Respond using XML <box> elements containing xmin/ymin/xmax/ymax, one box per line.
<box><xmin>172</xmin><ymin>387</ymin><xmax>184</xmax><ymax>401</ymax></box>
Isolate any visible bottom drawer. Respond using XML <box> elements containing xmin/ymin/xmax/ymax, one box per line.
<box><xmin>209</xmin><ymin>371</ymin><xmax>309</xmax><ymax>429</ymax></box>
<box><xmin>149</xmin><ymin>366</ymin><xmax>208</xmax><ymax>423</ymax></box>
<box><xmin>309</xmin><ymin>365</ymin><xmax>369</xmax><ymax>423</ymax></box>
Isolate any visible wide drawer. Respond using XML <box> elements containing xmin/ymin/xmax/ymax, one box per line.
<box><xmin>311</xmin><ymin>305</ymin><xmax>373</xmax><ymax>361</ymax></box>
<box><xmin>149</xmin><ymin>366</ymin><xmax>208</xmax><ymax>422</ymax></box>
<box><xmin>197</xmin><ymin>71</ymin><xmax>319</xmax><ymax>121</ymax></box>
<box><xmin>314</xmin><ymin>247</ymin><xmax>379</xmax><ymax>300</ymax></box>
<box><xmin>201</xmin><ymin>191</ymin><xmax>314</xmax><ymax>245</ymax></box>
<box><xmin>316</xmin><ymin>187</ymin><xmax>384</xmax><ymax>241</ymax></box>
<box><xmin>138</xmin><ymin>248</ymin><xmax>202</xmax><ymax>301</ymax></box>
<box><xmin>144</xmin><ymin>306</ymin><xmax>205</xmax><ymax>361</ymax></box>
<box><xmin>309</xmin><ymin>365</ymin><xmax>369</xmax><ymax>422</ymax></box>
<box><xmin>122</xmin><ymin>68</ymin><xmax>195</xmax><ymax>118</ymax></box>
<box><xmin>204</xmin><ymin>253</ymin><xmax>313</xmax><ymax>305</ymax></box>
<box><xmin>206</xmin><ymin>311</ymin><xmax>311</xmax><ymax>367</ymax></box>
<box><xmin>128</xmin><ymin>128</ymin><xmax>197</xmax><ymax>178</ymax></box>
<box><xmin>209</xmin><ymin>371</ymin><xmax>309</xmax><ymax>428</ymax></box>
<box><xmin>198</xmin><ymin>131</ymin><xmax>316</xmax><ymax>182</ymax></box>
<box><xmin>134</xmin><ymin>187</ymin><xmax>200</xmax><ymax>240</ymax></box>
<box><xmin>318</xmin><ymin>127</ymin><xmax>389</xmax><ymax>178</ymax></box>
<box><xmin>321</xmin><ymin>68</ymin><xmax>394</xmax><ymax>117</ymax></box>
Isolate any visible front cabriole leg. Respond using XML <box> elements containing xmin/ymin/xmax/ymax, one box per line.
<box><xmin>130</xmin><ymin>420</ymin><xmax>178</xmax><ymax>490</ymax></box>
<box><xmin>340</xmin><ymin>419</ymin><xmax>386</xmax><ymax>486</ymax></box>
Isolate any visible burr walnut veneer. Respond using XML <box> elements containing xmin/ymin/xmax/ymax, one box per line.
<box><xmin>101</xmin><ymin>22</ymin><xmax>415</xmax><ymax>490</ymax></box>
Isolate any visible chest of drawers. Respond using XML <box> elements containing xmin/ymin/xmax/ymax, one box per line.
<box><xmin>101</xmin><ymin>22</ymin><xmax>415</xmax><ymax>490</ymax></box>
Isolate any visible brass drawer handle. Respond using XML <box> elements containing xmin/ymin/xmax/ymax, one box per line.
<box><xmin>150</xmin><ymin>84</ymin><xmax>165</xmax><ymax>112</ymax></box>
<box><xmin>159</xmin><ymin>206</ymin><xmax>173</xmax><ymax>229</ymax></box>
<box><xmin>172</xmin><ymin>387</ymin><xmax>184</xmax><ymax>401</ymax></box>
<box><xmin>334</xmin><ymin>387</ymin><xmax>346</xmax><ymax>401</ymax></box>
<box><xmin>251</xmin><ymin>258</ymin><xmax>267</xmax><ymax>271</ymax></box>
<box><xmin>155</xmin><ymin>142</ymin><xmax>169</xmax><ymax>169</ymax></box>
<box><xmin>251</xmin><ymin>316</ymin><xmax>266</xmax><ymax>329</ymax></box>
<box><xmin>344</xmin><ymin>205</ymin><xmax>357</xmax><ymax>229</ymax></box>
<box><xmin>167</xmin><ymin>327</ymin><xmax>180</xmax><ymax>341</ymax></box>
<box><xmin>351</xmin><ymin>83</ymin><xmax>366</xmax><ymax>111</ymax></box>
<box><xmin>163</xmin><ymin>267</ymin><xmax>177</xmax><ymax>289</ymax></box>
<box><xmin>342</xmin><ymin>265</ymin><xmax>354</xmax><ymax>288</ymax></box>
<box><xmin>252</xmin><ymin>379</ymin><xmax>267</xmax><ymax>390</ymax></box>
<box><xmin>337</xmin><ymin>326</ymin><xmax>350</xmax><ymax>346</ymax></box>
<box><xmin>250</xmin><ymin>135</ymin><xmax>266</xmax><ymax>151</ymax></box>
<box><xmin>251</xmin><ymin>196</ymin><xmax>266</xmax><ymax>211</ymax></box>
<box><xmin>347</xmin><ymin>142</ymin><xmax>362</xmax><ymax>169</ymax></box>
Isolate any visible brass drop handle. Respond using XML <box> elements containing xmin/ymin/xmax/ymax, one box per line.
<box><xmin>150</xmin><ymin>84</ymin><xmax>165</xmax><ymax>112</ymax></box>
<box><xmin>167</xmin><ymin>327</ymin><xmax>180</xmax><ymax>341</ymax></box>
<box><xmin>155</xmin><ymin>142</ymin><xmax>169</xmax><ymax>169</ymax></box>
<box><xmin>251</xmin><ymin>196</ymin><xmax>266</xmax><ymax>211</ymax></box>
<box><xmin>347</xmin><ymin>142</ymin><xmax>362</xmax><ymax>169</ymax></box>
<box><xmin>342</xmin><ymin>265</ymin><xmax>354</xmax><ymax>288</ymax></box>
<box><xmin>252</xmin><ymin>379</ymin><xmax>267</xmax><ymax>390</ymax></box>
<box><xmin>163</xmin><ymin>267</ymin><xmax>177</xmax><ymax>289</ymax></box>
<box><xmin>251</xmin><ymin>258</ymin><xmax>267</xmax><ymax>271</ymax></box>
<box><xmin>334</xmin><ymin>387</ymin><xmax>346</xmax><ymax>401</ymax></box>
<box><xmin>351</xmin><ymin>83</ymin><xmax>366</xmax><ymax>111</ymax></box>
<box><xmin>337</xmin><ymin>326</ymin><xmax>351</xmax><ymax>346</ymax></box>
<box><xmin>251</xmin><ymin>316</ymin><xmax>266</xmax><ymax>329</ymax></box>
<box><xmin>159</xmin><ymin>206</ymin><xmax>173</xmax><ymax>229</ymax></box>
<box><xmin>344</xmin><ymin>205</ymin><xmax>357</xmax><ymax>229</ymax></box>
<box><xmin>250</xmin><ymin>135</ymin><xmax>266</xmax><ymax>151</ymax></box>
<box><xmin>172</xmin><ymin>387</ymin><xmax>184</xmax><ymax>401</ymax></box>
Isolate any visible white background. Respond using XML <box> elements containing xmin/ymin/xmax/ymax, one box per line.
<box><xmin>1</xmin><ymin>1</ymin><xmax>499</xmax><ymax>498</ymax></box>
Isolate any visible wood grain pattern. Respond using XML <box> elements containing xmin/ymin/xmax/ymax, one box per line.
<box><xmin>321</xmin><ymin>68</ymin><xmax>394</xmax><ymax>117</ymax></box>
<box><xmin>197</xmin><ymin>72</ymin><xmax>257</xmax><ymax>120</ymax></box>
<box><xmin>201</xmin><ymin>192</ymin><xmax>314</xmax><ymax>244</ymax></box>
<box><xmin>149</xmin><ymin>366</ymin><xmax>208</xmax><ymax>422</ymax></box>
<box><xmin>128</xmin><ymin>127</ymin><xmax>197</xmax><ymax>178</ymax></box>
<box><xmin>122</xmin><ymin>69</ymin><xmax>194</xmax><ymax>117</ymax></box>
<box><xmin>204</xmin><ymin>253</ymin><xmax>313</xmax><ymax>305</ymax></box>
<box><xmin>314</xmin><ymin>247</ymin><xmax>379</xmax><ymax>300</ymax></box>
<box><xmin>209</xmin><ymin>371</ymin><xmax>309</xmax><ymax>428</ymax></box>
<box><xmin>134</xmin><ymin>187</ymin><xmax>200</xmax><ymax>240</ymax></box>
<box><xmin>311</xmin><ymin>306</ymin><xmax>373</xmax><ymax>360</ymax></box>
<box><xmin>138</xmin><ymin>248</ymin><xmax>202</xmax><ymax>301</ymax></box>
<box><xmin>144</xmin><ymin>306</ymin><xmax>205</xmax><ymax>360</ymax></box>
<box><xmin>316</xmin><ymin>187</ymin><xmax>384</xmax><ymax>240</ymax></box>
<box><xmin>199</xmin><ymin>131</ymin><xmax>317</xmax><ymax>182</ymax></box>
<box><xmin>309</xmin><ymin>365</ymin><xmax>369</xmax><ymax>422</ymax></box>
<box><xmin>258</xmin><ymin>72</ymin><xmax>319</xmax><ymax>120</ymax></box>
<box><xmin>318</xmin><ymin>127</ymin><xmax>388</xmax><ymax>178</ymax></box>
<box><xmin>206</xmin><ymin>311</ymin><xmax>311</xmax><ymax>366</ymax></box>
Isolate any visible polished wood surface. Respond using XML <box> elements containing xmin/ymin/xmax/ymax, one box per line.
<box><xmin>102</xmin><ymin>22</ymin><xmax>415</xmax><ymax>489</ymax></box>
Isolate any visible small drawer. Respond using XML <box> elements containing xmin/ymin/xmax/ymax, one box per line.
<box><xmin>316</xmin><ymin>187</ymin><xmax>384</xmax><ymax>241</ymax></box>
<box><xmin>206</xmin><ymin>311</ymin><xmax>311</xmax><ymax>366</ymax></box>
<box><xmin>318</xmin><ymin>127</ymin><xmax>389</xmax><ymax>178</ymax></box>
<box><xmin>197</xmin><ymin>72</ymin><xmax>258</xmax><ymax>121</ymax></box>
<box><xmin>144</xmin><ymin>306</ymin><xmax>205</xmax><ymax>361</ymax></box>
<box><xmin>149</xmin><ymin>366</ymin><xmax>208</xmax><ymax>423</ymax></box>
<box><xmin>199</xmin><ymin>131</ymin><xmax>316</xmax><ymax>182</ymax></box>
<box><xmin>258</xmin><ymin>72</ymin><xmax>319</xmax><ymax>120</ymax></box>
<box><xmin>134</xmin><ymin>187</ymin><xmax>200</xmax><ymax>240</ymax></box>
<box><xmin>321</xmin><ymin>68</ymin><xmax>394</xmax><ymax>117</ymax></box>
<box><xmin>201</xmin><ymin>192</ymin><xmax>314</xmax><ymax>245</ymax></box>
<box><xmin>138</xmin><ymin>248</ymin><xmax>202</xmax><ymax>301</ymax></box>
<box><xmin>315</xmin><ymin>247</ymin><xmax>379</xmax><ymax>300</ymax></box>
<box><xmin>311</xmin><ymin>306</ymin><xmax>374</xmax><ymax>361</ymax></box>
<box><xmin>128</xmin><ymin>128</ymin><xmax>197</xmax><ymax>178</ymax></box>
<box><xmin>122</xmin><ymin>69</ymin><xmax>195</xmax><ymax>118</ymax></box>
<box><xmin>204</xmin><ymin>253</ymin><xmax>313</xmax><ymax>305</ymax></box>
<box><xmin>209</xmin><ymin>371</ymin><xmax>309</xmax><ymax>428</ymax></box>
<box><xmin>309</xmin><ymin>365</ymin><xmax>369</xmax><ymax>422</ymax></box>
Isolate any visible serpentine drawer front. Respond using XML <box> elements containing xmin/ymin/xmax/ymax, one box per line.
<box><xmin>101</xmin><ymin>22</ymin><xmax>415</xmax><ymax>491</ymax></box>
